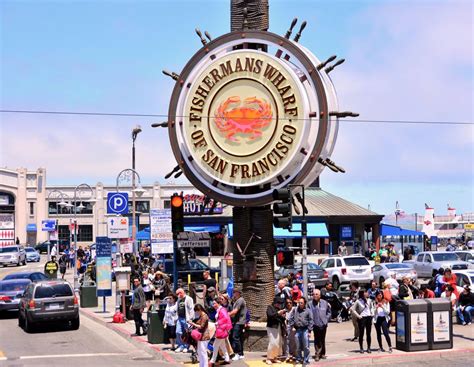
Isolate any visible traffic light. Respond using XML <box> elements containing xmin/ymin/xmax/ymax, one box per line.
<box><xmin>272</xmin><ymin>188</ymin><xmax>292</xmax><ymax>229</ymax></box>
<box><xmin>276</xmin><ymin>250</ymin><xmax>294</xmax><ymax>266</ymax></box>
<box><xmin>171</xmin><ymin>193</ymin><xmax>184</xmax><ymax>235</ymax></box>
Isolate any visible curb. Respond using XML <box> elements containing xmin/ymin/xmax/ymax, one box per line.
<box><xmin>79</xmin><ymin>308</ymin><xmax>178</xmax><ymax>364</ymax></box>
<box><xmin>314</xmin><ymin>348</ymin><xmax>474</xmax><ymax>366</ymax></box>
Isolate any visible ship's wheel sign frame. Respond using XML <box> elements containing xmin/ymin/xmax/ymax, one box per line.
<box><xmin>167</xmin><ymin>30</ymin><xmax>340</xmax><ymax>207</ymax></box>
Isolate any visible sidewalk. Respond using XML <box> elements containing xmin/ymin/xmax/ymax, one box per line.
<box><xmin>64</xmin><ymin>270</ymin><xmax>474</xmax><ymax>366</ymax></box>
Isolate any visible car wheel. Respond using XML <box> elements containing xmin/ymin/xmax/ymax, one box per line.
<box><xmin>24</xmin><ymin>315</ymin><xmax>34</xmax><ymax>333</ymax></box>
<box><xmin>337</xmin><ymin>314</ymin><xmax>343</xmax><ymax>323</ymax></box>
<box><xmin>379</xmin><ymin>277</ymin><xmax>385</xmax><ymax>287</ymax></box>
<box><xmin>333</xmin><ymin>277</ymin><xmax>340</xmax><ymax>290</ymax></box>
<box><xmin>70</xmin><ymin>317</ymin><xmax>80</xmax><ymax>330</ymax></box>
<box><xmin>23</xmin><ymin>258</ymin><xmax>27</xmax><ymax>266</ymax></box>
<box><xmin>17</xmin><ymin>259</ymin><xmax>21</xmax><ymax>267</ymax></box>
<box><xmin>18</xmin><ymin>312</ymin><xmax>24</xmax><ymax>328</ymax></box>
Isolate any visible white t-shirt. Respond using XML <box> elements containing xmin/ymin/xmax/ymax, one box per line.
<box><xmin>385</xmin><ymin>277</ymin><xmax>399</xmax><ymax>296</ymax></box>
<box><xmin>440</xmin><ymin>292</ymin><xmax>457</xmax><ymax>303</ymax></box>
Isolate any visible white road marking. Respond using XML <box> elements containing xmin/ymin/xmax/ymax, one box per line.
<box><xmin>19</xmin><ymin>352</ymin><xmax>128</xmax><ymax>360</ymax></box>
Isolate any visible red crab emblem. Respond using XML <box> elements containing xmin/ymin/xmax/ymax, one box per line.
<box><xmin>214</xmin><ymin>96</ymin><xmax>272</xmax><ymax>142</ymax></box>
<box><xmin>424</xmin><ymin>220</ymin><xmax>432</xmax><ymax>226</ymax></box>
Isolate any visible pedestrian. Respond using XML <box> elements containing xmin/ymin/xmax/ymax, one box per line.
<box><xmin>189</xmin><ymin>304</ymin><xmax>211</xmax><ymax>367</ymax></box>
<box><xmin>153</xmin><ymin>271</ymin><xmax>168</xmax><ymax>302</ymax></box>
<box><xmin>202</xmin><ymin>270</ymin><xmax>217</xmax><ymax>297</ymax></box>
<box><xmin>130</xmin><ymin>277</ymin><xmax>147</xmax><ymax>337</ymax></box>
<box><xmin>338</xmin><ymin>242</ymin><xmax>348</xmax><ymax>256</ymax></box>
<box><xmin>457</xmin><ymin>285</ymin><xmax>474</xmax><ymax>325</ymax></box>
<box><xmin>289</xmin><ymin>297</ymin><xmax>313</xmax><ymax>365</ymax></box>
<box><xmin>163</xmin><ymin>293</ymin><xmax>178</xmax><ymax>350</ymax></box>
<box><xmin>228</xmin><ymin>287</ymin><xmax>247</xmax><ymax>361</ymax></box>
<box><xmin>373</xmin><ymin>291</ymin><xmax>392</xmax><ymax>353</ymax></box>
<box><xmin>44</xmin><ymin>255</ymin><xmax>59</xmax><ymax>279</ymax></box>
<box><xmin>441</xmin><ymin>285</ymin><xmax>457</xmax><ymax>308</ymax></box>
<box><xmin>58</xmin><ymin>252</ymin><xmax>68</xmax><ymax>280</ymax></box>
<box><xmin>266</xmin><ymin>297</ymin><xmax>287</xmax><ymax>365</ymax></box>
<box><xmin>434</xmin><ymin>268</ymin><xmax>446</xmax><ymax>297</ymax></box>
<box><xmin>367</xmin><ymin>281</ymin><xmax>380</xmax><ymax>301</ymax></box>
<box><xmin>282</xmin><ymin>298</ymin><xmax>296</xmax><ymax>362</ymax></box>
<box><xmin>141</xmin><ymin>270</ymin><xmax>153</xmax><ymax>311</ymax></box>
<box><xmin>398</xmin><ymin>276</ymin><xmax>415</xmax><ymax>300</ymax></box>
<box><xmin>291</xmin><ymin>285</ymin><xmax>303</xmax><ymax>304</ymax></box>
<box><xmin>348</xmin><ymin>281</ymin><xmax>360</xmax><ymax>342</ymax></box>
<box><xmin>175</xmin><ymin>288</ymin><xmax>194</xmax><ymax>353</ymax></box>
<box><xmin>419</xmin><ymin>284</ymin><xmax>435</xmax><ymax>299</ymax></box>
<box><xmin>309</xmin><ymin>289</ymin><xmax>331</xmax><ymax>361</ymax></box>
<box><xmin>442</xmin><ymin>268</ymin><xmax>459</xmax><ymax>299</ymax></box>
<box><xmin>209</xmin><ymin>298</ymin><xmax>232</xmax><ymax>366</ymax></box>
<box><xmin>275</xmin><ymin>279</ymin><xmax>292</xmax><ymax>301</ymax></box>
<box><xmin>351</xmin><ymin>289</ymin><xmax>374</xmax><ymax>354</ymax></box>
<box><xmin>69</xmin><ymin>249</ymin><xmax>75</xmax><ymax>269</ymax></box>
<box><xmin>16</xmin><ymin>237</ymin><xmax>20</xmax><ymax>245</ymax></box>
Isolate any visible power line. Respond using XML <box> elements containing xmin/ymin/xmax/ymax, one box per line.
<box><xmin>0</xmin><ymin>109</ymin><xmax>472</xmax><ymax>126</ymax></box>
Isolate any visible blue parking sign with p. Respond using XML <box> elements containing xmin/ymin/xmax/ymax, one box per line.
<box><xmin>107</xmin><ymin>192</ymin><xmax>129</xmax><ymax>214</ymax></box>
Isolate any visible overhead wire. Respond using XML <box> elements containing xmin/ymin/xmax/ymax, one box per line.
<box><xmin>0</xmin><ymin>109</ymin><xmax>472</xmax><ymax>126</ymax></box>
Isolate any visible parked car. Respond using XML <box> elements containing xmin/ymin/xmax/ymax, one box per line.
<box><xmin>18</xmin><ymin>280</ymin><xmax>79</xmax><ymax>332</ymax></box>
<box><xmin>372</xmin><ymin>263</ymin><xmax>417</xmax><ymax>286</ymax></box>
<box><xmin>412</xmin><ymin>251</ymin><xmax>470</xmax><ymax>278</ymax></box>
<box><xmin>0</xmin><ymin>246</ymin><xmax>27</xmax><ymax>267</ymax></box>
<box><xmin>25</xmin><ymin>247</ymin><xmax>41</xmax><ymax>262</ymax></box>
<box><xmin>455</xmin><ymin>251</ymin><xmax>474</xmax><ymax>265</ymax></box>
<box><xmin>0</xmin><ymin>279</ymin><xmax>32</xmax><ymax>312</ymax></box>
<box><xmin>151</xmin><ymin>258</ymin><xmax>220</xmax><ymax>283</ymax></box>
<box><xmin>453</xmin><ymin>270</ymin><xmax>474</xmax><ymax>293</ymax></box>
<box><xmin>3</xmin><ymin>271</ymin><xmax>49</xmax><ymax>282</ymax></box>
<box><xmin>34</xmin><ymin>240</ymin><xmax>70</xmax><ymax>254</ymax></box>
<box><xmin>274</xmin><ymin>262</ymin><xmax>328</xmax><ymax>287</ymax></box>
<box><xmin>319</xmin><ymin>255</ymin><xmax>373</xmax><ymax>290</ymax></box>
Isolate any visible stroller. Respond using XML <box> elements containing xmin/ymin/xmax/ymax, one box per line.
<box><xmin>324</xmin><ymin>291</ymin><xmax>351</xmax><ymax>323</ymax></box>
<box><xmin>181</xmin><ymin>324</ymin><xmax>216</xmax><ymax>364</ymax></box>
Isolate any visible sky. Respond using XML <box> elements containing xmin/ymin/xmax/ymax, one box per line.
<box><xmin>1</xmin><ymin>0</ymin><xmax>473</xmax><ymax>217</ymax></box>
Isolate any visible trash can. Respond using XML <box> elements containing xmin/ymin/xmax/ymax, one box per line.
<box><xmin>80</xmin><ymin>283</ymin><xmax>98</xmax><ymax>308</ymax></box>
<box><xmin>425</xmin><ymin>298</ymin><xmax>453</xmax><ymax>350</ymax></box>
<box><xmin>395</xmin><ymin>299</ymin><xmax>429</xmax><ymax>352</ymax></box>
<box><xmin>124</xmin><ymin>294</ymin><xmax>133</xmax><ymax>320</ymax></box>
<box><xmin>147</xmin><ymin>305</ymin><xmax>165</xmax><ymax>344</ymax></box>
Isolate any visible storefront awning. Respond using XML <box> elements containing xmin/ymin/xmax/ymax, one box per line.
<box><xmin>381</xmin><ymin>224</ymin><xmax>424</xmax><ymax>237</ymax></box>
<box><xmin>227</xmin><ymin>222</ymin><xmax>329</xmax><ymax>239</ymax></box>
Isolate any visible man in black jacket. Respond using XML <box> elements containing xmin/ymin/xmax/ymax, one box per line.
<box><xmin>130</xmin><ymin>277</ymin><xmax>147</xmax><ymax>336</ymax></box>
<box><xmin>457</xmin><ymin>285</ymin><xmax>474</xmax><ymax>325</ymax></box>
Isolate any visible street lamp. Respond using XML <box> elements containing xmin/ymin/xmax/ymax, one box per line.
<box><xmin>116</xmin><ymin>168</ymin><xmax>146</xmax><ymax>257</ymax></box>
<box><xmin>47</xmin><ymin>189</ymin><xmax>71</xmax><ymax>259</ymax></box>
<box><xmin>395</xmin><ymin>201</ymin><xmax>403</xmax><ymax>226</ymax></box>
<box><xmin>72</xmin><ymin>183</ymin><xmax>95</xmax><ymax>291</ymax></box>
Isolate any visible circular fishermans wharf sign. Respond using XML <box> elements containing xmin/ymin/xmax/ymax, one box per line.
<box><xmin>168</xmin><ymin>31</ymin><xmax>340</xmax><ymax>206</ymax></box>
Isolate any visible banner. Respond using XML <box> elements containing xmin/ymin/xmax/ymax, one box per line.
<box><xmin>96</xmin><ymin>237</ymin><xmax>112</xmax><ymax>297</ymax></box>
<box><xmin>150</xmin><ymin>209</ymin><xmax>173</xmax><ymax>254</ymax></box>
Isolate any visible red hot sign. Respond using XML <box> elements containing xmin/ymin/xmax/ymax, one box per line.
<box><xmin>183</xmin><ymin>194</ymin><xmax>223</xmax><ymax>215</ymax></box>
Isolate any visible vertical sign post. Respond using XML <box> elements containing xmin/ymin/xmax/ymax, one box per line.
<box><xmin>96</xmin><ymin>236</ymin><xmax>112</xmax><ymax>313</ymax></box>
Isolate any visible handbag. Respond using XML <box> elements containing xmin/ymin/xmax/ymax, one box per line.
<box><xmin>191</xmin><ymin>329</ymin><xmax>203</xmax><ymax>341</ymax></box>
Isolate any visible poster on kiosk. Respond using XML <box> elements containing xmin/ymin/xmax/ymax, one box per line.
<box><xmin>96</xmin><ymin>236</ymin><xmax>112</xmax><ymax>297</ymax></box>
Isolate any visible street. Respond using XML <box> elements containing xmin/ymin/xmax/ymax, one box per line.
<box><xmin>1</xmin><ymin>256</ymin><xmax>473</xmax><ymax>367</ymax></box>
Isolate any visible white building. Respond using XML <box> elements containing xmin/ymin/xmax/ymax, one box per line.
<box><xmin>0</xmin><ymin>167</ymin><xmax>202</xmax><ymax>246</ymax></box>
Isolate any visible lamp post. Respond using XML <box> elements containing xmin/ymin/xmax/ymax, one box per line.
<box><xmin>395</xmin><ymin>201</ymin><xmax>402</xmax><ymax>226</ymax></box>
<box><xmin>131</xmin><ymin>125</ymin><xmax>142</xmax><ymax>256</ymax></box>
<box><xmin>73</xmin><ymin>183</ymin><xmax>94</xmax><ymax>291</ymax></box>
<box><xmin>116</xmin><ymin>168</ymin><xmax>146</xmax><ymax>257</ymax></box>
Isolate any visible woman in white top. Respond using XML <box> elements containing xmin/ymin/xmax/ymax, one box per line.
<box><xmin>351</xmin><ymin>289</ymin><xmax>374</xmax><ymax>354</ymax></box>
<box><xmin>163</xmin><ymin>294</ymin><xmax>179</xmax><ymax>350</ymax></box>
<box><xmin>373</xmin><ymin>291</ymin><xmax>392</xmax><ymax>353</ymax></box>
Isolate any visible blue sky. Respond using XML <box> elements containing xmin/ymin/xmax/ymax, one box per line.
<box><xmin>1</xmin><ymin>0</ymin><xmax>473</xmax><ymax>217</ymax></box>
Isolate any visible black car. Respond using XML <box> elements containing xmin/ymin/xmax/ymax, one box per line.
<box><xmin>274</xmin><ymin>262</ymin><xmax>328</xmax><ymax>288</ymax></box>
<box><xmin>152</xmin><ymin>258</ymin><xmax>220</xmax><ymax>283</ymax></box>
<box><xmin>3</xmin><ymin>271</ymin><xmax>49</xmax><ymax>282</ymax></box>
<box><xmin>35</xmin><ymin>240</ymin><xmax>70</xmax><ymax>254</ymax></box>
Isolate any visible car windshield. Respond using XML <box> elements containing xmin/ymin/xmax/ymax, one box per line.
<box><xmin>34</xmin><ymin>284</ymin><xmax>73</xmax><ymax>298</ymax></box>
<box><xmin>344</xmin><ymin>257</ymin><xmax>370</xmax><ymax>266</ymax></box>
<box><xmin>0</xmin><ymin>281</ymin><xmax>30</xmax><ymax>292</ymax></box>
<box><xmin>25</xmin><ymin>248</ymin><xmax>36</xmax><ymax>252</ymax></box>
<box><xmin>386</xmin><ymin>263</ymin><xmax>412</xmax><ymax>269</ymax></box>
<box><xmin>0</xmin><ymin>247</ymin><xmax>18</xmax><ymax>253</ymax></box>
<box><xmin>432</xmin><ymin>253</ymin><xmax>459</xmax><ymax>261</ymax></box>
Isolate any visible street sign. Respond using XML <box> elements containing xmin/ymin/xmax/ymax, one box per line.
<box><xmin>119</xmin><ymin>238</ymin><xmax>133</xmax><ymax>254</ymax></box>
<box><xmin>96</xmin><ymin>237</ymin><xmax>112</xmax><ymax>297</ymax></box>
<box><xmin>107</xmin><ymin>217</ymin><xmax>129</xmax><ymax>239</ymax></box>
<box><xmin>42</xmin><ymin>220</ymin><xmax>56</xmax><ymax>232</ymax></box>
<box><xmin>177</xmin><ymin>240</ymin><xmax>210</xmax><ymax>248</ymax></box>
<box><xmin>150</xmin><ymin>208</ymin><xmax>173</xmax><ymax>254</ymax></box>
<box><xmin>107</xmin><ymin>192</ymin><xmax>129</xmax><ymax>214</ymax></box>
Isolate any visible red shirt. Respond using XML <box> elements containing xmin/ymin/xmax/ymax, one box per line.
<box><xmin>423</xmin><ymin>289</ymin><xmax>435</xmax><ymax>298</ymax></box>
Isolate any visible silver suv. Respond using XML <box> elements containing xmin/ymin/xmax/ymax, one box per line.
<box><xmin>18</xmin><ymin>280</ymin><xmax>79</xmax><ymax>332</ymax></box>
<box><xmin>320</xmin><ymin>255</ymin><xmax>373</xmax><ymax>289</ymax></box>
<box><xmin>412</xmin><ymin>251</ymin><xmax>470</xmax><ymax>278</ymax></box>
<box><xmin>0</xmin><ymin>246</ymin><xmax>27</xmax><ymax>267</ymax></box>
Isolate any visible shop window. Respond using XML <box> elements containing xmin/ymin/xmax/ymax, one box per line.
<box><xmin>29</xmin><ymin>202</ymin><xmax>35</xmax><ymax>216</ymax></box>
<box><xmin>77</xmin><ymin>225</ymin><xmax>93</xmax><ymax>242</ymax></box>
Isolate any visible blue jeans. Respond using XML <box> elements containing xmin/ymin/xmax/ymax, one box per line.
<box><xmin>295</xmin><ymin>329</ymin><xmax>310</xmax><ymax>363</ymax></box>
<box><xmin>457</xmin><ymin>305</ymin><xmax>474</xmax><ymax>324</ymax></box>
<box><xmin>176</xmin><ymin>317</ymin><xmax>189</xmax><ymax>348</ymax></box>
